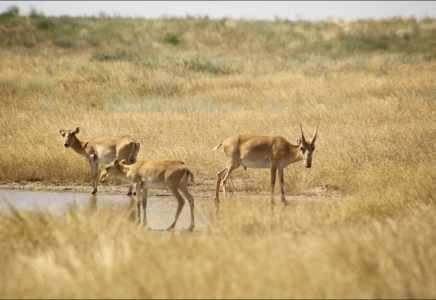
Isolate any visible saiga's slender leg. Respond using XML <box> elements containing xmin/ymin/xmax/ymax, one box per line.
<box><xmin>142</xmin><ymin>188</ymin><xmax>148</xmax><ymax>226</ymax></box>
<box><xmin>117</xmin><ymin>146</ymin><xmax>136</xmax><ymax>196</ymax></box>
<box><xmin>270</xmin><ymin>164</ymin><xmax>277</xmax><ymax>205</ymax></box>
<box><xmin>180</xmin><ymin>186</ymin><xmax>195</xmax><ymax>231</ymax></box>
<box><xmin>167</xmin><ymin>187</ymin><xmax>185</xmax><ymax>231</ymax></box>
<box><xmin>215</xmin><ymin>167</ymin><xmax>227</xmax><ymax>203</ymax></box>
<box><xmin>135</xmin><ymin>182</ymin><xmax>142</xmax><ymax>224</ymax></box>
<box><xmin>221</xmin><ymin>164</ymin><xmax>239</xmax><ymax>201</ymax></box>
<box><xmin>90</xmin><ymin>155</ymin><xmax>98</xmax><ymax>194</ymax></box>
<box><xmin>278</xmin><ymin>169</ymin><xmax>290</xmax><ymax>205</ymax></box>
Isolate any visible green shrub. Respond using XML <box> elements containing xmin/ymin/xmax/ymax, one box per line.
<box><xmin>163</xmin><ymin>33</ymin><xmax>180</xmax><ymax>45</ymax></box>
<box><xmin>36</xmin><ymin>18</ymin><xmax>56</xmax><ymax>31</ymax></box>
<box><xmin>52</xmin><ymin>38</ymin><xmax>75</xmax><ymax>48</ymax></box>
<box><xmin>426</xmin><ymin>53</ymin><xmax>436</xmax><ymax>61</ymax></box>
<box><xmin>183</xmin><ymin>56</ymin><xmax>239</xmax><ymax>75</ymax></box>
<box><xmin>7</xmin><ymin>5</ymin><xmax>19</xmax><ymax>16</ymax></box>
<box><xmin>343</xmin><ymin>35</ymin><xmax>391</xmax><ymax>52</ymax></box>
<box><xmin>0</xmin><ymin>5</ymin><xmax>19</xmax><ymax>18</ymax></box>
<box><xmin>90</xmin><ymin>49</ymin><xmax>139</xmax><ymax>62</ymax></box>
<box><xmin>86</xmin><ymin>36</ymin><xmax>100</xmax><ymax>47</ymax></box>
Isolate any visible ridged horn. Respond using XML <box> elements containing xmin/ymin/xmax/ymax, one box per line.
<box><xmin>299</xmin><ymin>121</ymin><xmax>306</xmax><ymax>143</ymax></box>
<box><xmin>311</xmin><ymin>122</ymin><xmax>319</xmax><ymax>144</ymax></box>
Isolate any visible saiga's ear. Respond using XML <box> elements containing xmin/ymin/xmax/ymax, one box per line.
<box><xmin>60</xmin><ymin>129</ymin><xmax>65</xmax><ymax>137</ymax></box>
<box><xmin>119</xmin><ymin>159</ymin><xmax>127</xmax><ymax>165</ymax></box>
<box><xmin>113</xmin><ymin>158</ymin><xmax>120</xmax><ymax>166</ymax></box>
<box><xmin>74</xmin><ymin>127</ymin><xmax>80</xmax><ymax>134</ymax></box>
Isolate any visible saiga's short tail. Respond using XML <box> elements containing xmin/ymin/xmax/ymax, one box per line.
<box><xmin>187</xmin><ymin>169</ymin><xmax>194</xmax><ymax>184</ymax></box>
<box><xmin>212</xmin><ymin>143</ymin><xmax>222</xmax><ymax>151</ymax></box>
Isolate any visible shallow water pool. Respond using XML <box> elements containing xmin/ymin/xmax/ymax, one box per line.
<box><xmin>0</xmin><ymin>189</ymin><xmax>214</xmax><ymax>230</ymax></box>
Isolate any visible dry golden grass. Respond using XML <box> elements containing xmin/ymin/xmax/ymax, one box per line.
<box><xmin>1</xmin><ymin>50</ymin><xmax>435</xmax><ymax>196</ymax></box>
<box><xmin>0</xmin><ymin>178</ymin><xmax>435</xmax><ymax>298</ymax></box>
<box><xmin>1</xmin><ymin>15</ymin><xmax>436</xmax><ymax>298</ymax></box>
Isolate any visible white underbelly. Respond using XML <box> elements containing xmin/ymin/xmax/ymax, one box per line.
<box><xmin>240</xmin><ymin>157</ymin><xmax>291</xmax><ymax>169</ymax></box>
<box><xmin>240</xmin><ymin>157</ymin><xmax>271</xmax><ymax>169</ymax></box>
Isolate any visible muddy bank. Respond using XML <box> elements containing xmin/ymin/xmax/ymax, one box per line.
<box><xmin>0</xmin><ymin>181</ymin><xmax>213</xmax><ymax>198</ymax></box>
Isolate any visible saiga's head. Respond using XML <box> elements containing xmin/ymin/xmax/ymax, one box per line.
<box><xmin>296</xmin><ymin>121</ymin><xmax>319</xmax><ymax>168</ymax></box>
<box><xmin>59</xmin><ymin>127</ymin><xmax>79</xmax><ymax>148</ymax></box>
<box><xmin>100</xmin><ymin>158</ymin><xmax>127</xmax><ymax>183</ymax></box>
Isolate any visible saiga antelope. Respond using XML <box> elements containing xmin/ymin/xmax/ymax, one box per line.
<box><xmin>213</xmin><ymin>121</ymin><xmax>319</xmax><ymax>205</ymax></box>
<box><xmin>59</xmin><ymin>127</ymin><xmax>140</xmax><ymax>195</ymax></box>
<box><xmin>100</xmin><ymin>159</ymin><xmax>195</xmax><ymax>231</ymax></box>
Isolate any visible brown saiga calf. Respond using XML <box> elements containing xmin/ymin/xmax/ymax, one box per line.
<box><xmin>100</xmin><ymin>159</ymin><xmax>195</xmax><ymax>231</ymax></box>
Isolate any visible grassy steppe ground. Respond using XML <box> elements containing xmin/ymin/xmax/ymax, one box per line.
<box><xmin>0</xmin><ymin>12</ymin><xmax>436</xmax><ymax>298</ymax></box>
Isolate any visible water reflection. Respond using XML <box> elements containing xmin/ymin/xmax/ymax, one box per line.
<box><xmin>88</xmin><ymin>194</ymin><xmax>97</xmax><ymax>212</ymax></box>
<box><xmin>0</xmin><ymin>189</ymin><xmax>213</xmax><ymax>230</ymax></box>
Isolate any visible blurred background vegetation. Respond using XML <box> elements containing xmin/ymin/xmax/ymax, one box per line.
<box><xmin>1</xmin><ymin>4</ymin><xmax>435</xmax><ymax>58</ymax></box>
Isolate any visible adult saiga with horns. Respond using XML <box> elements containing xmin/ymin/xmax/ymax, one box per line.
<box><xmin>213</xmin><ymin>121</ymin><xmax>319</xmax><ymax>205</ymax></box>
